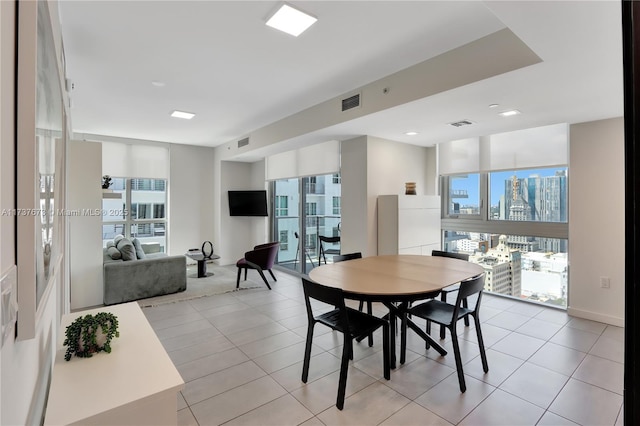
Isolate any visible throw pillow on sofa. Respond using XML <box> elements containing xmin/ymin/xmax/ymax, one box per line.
<box><xmin>116</xmin><ymin>238</ymin><xmax>137</xmax><ymax>261</ymax></box>
<box><xmin>106</xmin><ymin>246</ymin><xmax>122</xmax><ymax>260</ymax></box>
<box><xmin>114</xmin><ymin>234</ymin><xmax>125</xmax><ymax>245</ymax></box>
<box><xmin>132</xmin><ymin>238</ymin><xmax>146</xmax><ymax>259</ymax></box>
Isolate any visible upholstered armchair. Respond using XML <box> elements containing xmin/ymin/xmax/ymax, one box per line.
<box><xmin>236</xmin><ymin>242</ymin><xmax>280</xmax><ymax>289</ymax></box>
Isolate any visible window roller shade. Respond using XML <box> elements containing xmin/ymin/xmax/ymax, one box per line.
<box><xmin>438</xmin><ymin>123</ymin><xmax>568</xmax><ymax>175</ymax></box>
<box><xmin>266</xmin><ymin>140</ymin><xmax>340</xmax><ymax>181</ymax></box>
<box><xmin>102</xmin><ymin>141</ymin><xmax>169</xmax><ymax>179</ymax></box>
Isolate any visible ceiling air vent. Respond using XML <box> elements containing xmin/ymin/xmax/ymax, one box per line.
<box><xmin>237</xmin><ymin>137</ymin><xmax>249</xmax><ymax>148</ymax></box>
<box><xmin>448</xmin><ymin>119</ymin><xmax>475</xmax><ymax>128</ymax></box>
<box><xmin>341</xmin><ymin>93</ymin><xmax>361</xmax><ymax>111</ymax></box>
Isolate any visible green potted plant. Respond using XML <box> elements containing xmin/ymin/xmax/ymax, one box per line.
<box><xmin>63</xmin><ymin>312</ymin><xmax>120</xmax><ymax>361</ymax></box>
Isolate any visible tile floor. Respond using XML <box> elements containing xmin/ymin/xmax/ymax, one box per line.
<box><xmin>142</xmin><ymin>267</ymin><xmax>624</xmax><ymax>426</ymax></box>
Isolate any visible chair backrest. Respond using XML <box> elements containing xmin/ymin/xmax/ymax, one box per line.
<box><xmin>301</xmin><ymin>277</ymin><xmax>348</xmax><ymax>324</ymax></box>
<box><xmin>431</xmin><ymin>250</ymin><xmax>469</xmax><ymax>261</ymax></box>
<box><xmin>246</xmin><ymin>242</ymin><xmax>280</xmax><ymax>268</ymax></box>
<box><xmin>455</xmin><ymin>274</ymin><xmax>485</xmax><ymax>313</ymax></box>
<box><xmin>319</xmin><ymin>236</ymin><xmax>341</xmax><ymax>244</ymax></box>
<box><xmin>333</xmin><ymin>252</ymin><xmax>362</xmax><ymax>263</ymax></box>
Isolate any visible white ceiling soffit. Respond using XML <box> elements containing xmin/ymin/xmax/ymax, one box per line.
<box><xmin>59</xmin><ymin>1</ymin><xmax>623</xmax><ymax>161</ymax></box>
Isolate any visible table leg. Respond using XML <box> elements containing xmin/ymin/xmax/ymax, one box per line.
<box><xmin>197</xmin><ymin>260</ymin><xmax>207</xmax><ymax>278</ymax></box>
<box><xmin>405</xmin><ymin>318</ymin><xmax>447</xmax><ymax>356</ymax></box>
<box><xmin>383</xmin><ymin>302</ymin><xmax>448</xmax><ymax>364</ymax></box>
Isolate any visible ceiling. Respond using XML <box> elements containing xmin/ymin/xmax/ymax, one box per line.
<box><xmin>59</xmin><ymin>1</ymin><xmax>623</xmax><ymax>161</ymax></box>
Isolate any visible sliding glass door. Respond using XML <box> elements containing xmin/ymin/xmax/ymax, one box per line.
<box><xmin>272</xmin><ymin>173</ymin><xmax>341</xmax><ymax>274</ymax></box>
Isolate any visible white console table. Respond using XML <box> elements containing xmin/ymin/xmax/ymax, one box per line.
<box><xmin>44</xmin><ymin>302</ymin><xmax>184</xmax><ymax>425</ymax></box>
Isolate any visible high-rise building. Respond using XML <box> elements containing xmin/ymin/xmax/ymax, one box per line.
<box><xmin>470</xmin><ymin>235</ymin><xmax>522</xmax><ymax>297</ymax></box>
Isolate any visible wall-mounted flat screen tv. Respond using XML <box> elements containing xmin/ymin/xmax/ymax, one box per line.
<box><xmin>228</xmin><ymin>190</ymin><xmax>268</xmax><ymax>216</ymax></box>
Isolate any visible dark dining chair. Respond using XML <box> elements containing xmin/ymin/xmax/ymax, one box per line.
<box><xmin>236</xmin><ymin>242</ymin><xmax>280</xmax><ymax>289</ymax></box>
<box><xmin>332</xmin><ymin>252</ymin><xmax>373</xmax><ymax>346</ymax></box>
<box><xmin>318</xmin><ymin>235</ymin><xmax>341</xmax><ymax>264</ymax></box>
<box><xmin>401</xmin><ymin>274</ymin><xmax>488</xmax><ymax>393</ymax></box>
<box><xmin>432</xmin><ymin>250</ymin><xmax>471</xmax><ymax>338</ymax></box>
<box><xmin>301</xmin><ymin>277</ymin><xmax>390</xmax><ymax>410</ymax></box>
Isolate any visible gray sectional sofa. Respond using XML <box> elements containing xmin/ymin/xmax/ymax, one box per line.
<box><xmin>103</xmin><ymin>242</ymin><xmax>187</xmax><ymax>305</ymax></box>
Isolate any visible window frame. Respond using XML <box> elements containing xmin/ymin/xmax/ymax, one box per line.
<box><xmin>102</xmin><ymin>177</ymin><xmax>168</xmax><ymax>251</ymax></box>
<box><xmin>441</xmin><ymin>170</ymin><xmax>568</xmax><ymax>241</ymax></box>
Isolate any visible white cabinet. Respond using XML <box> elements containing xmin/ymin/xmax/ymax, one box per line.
<box><xmin>377</xmin><ymin>195</ymin><xmax>441</xmax><ymax>255</ymax></box>
<box><xmin>44</xmin><ymin>302</ymin><xmax>184</xmax><ymax>425</ymax></box>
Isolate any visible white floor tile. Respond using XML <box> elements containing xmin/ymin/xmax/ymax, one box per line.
<box><xmin>549</xmin><ymin>378</ymin><xmax>623</xmax><ymax>426</ymax></box>
<box><xmin>458</xmin><ymin>389</ymin><xmax>544</xmax><ymax>426</ymax></box>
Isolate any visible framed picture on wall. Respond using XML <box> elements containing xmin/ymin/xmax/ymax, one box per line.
<box><xmin>16</xmin><ymin>0</ymin><xmax>65</xmax><ymax>340</ymax></box>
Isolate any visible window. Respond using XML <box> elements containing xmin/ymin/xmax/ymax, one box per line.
<box><xmin>279</xmin><ymin>230</ymin><xmax>289</xmax><ymax>250</ymax></box>
<box><xmin>272</xmin><ymin>174</ymin><xmax>341</xmax><ymax>274</ymax></box>
<box><xmin>332</xmin><ymin>196</ymin><xmax>341</xmax><ymax>215</ymax></box>
<box><xmin>305</xmin><ymin>202</ymin><xmax>317</xmax><ymax>216</ymax></box>
<box><xmin>445</xmin><ymin>174</ymin><xmax>480</xmax><ymax>217</ymax></box>
<box><xmin>102</xmin><ymin>178</ymin><xmax>168</xmax><ymax>252</ymax></box>
<box><xmin>275</xmin><ymin>195</ymin><xmax>288</xmax><ymax>216</ymax></box>
<box><xmin>332</xmin><ymin>173</ymin><xmax>341</xmax><ymax>184</ymax></box>
<box><xmin>489</xmin><ymin>168</ymin><xmax>567</xmax><ymax>222</ymax></box>
<box><xmin>441</xmin><ymin>167</ymin><xmax>568</xmax><ymax>308</ymax></box>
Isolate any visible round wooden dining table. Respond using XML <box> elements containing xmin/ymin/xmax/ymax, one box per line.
<box><xmin>309</xmin><ymin>254</ymin><xmax>484</xmax><ymax>367</ymax></box>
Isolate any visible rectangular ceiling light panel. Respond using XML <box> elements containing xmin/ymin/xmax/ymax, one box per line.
<box><xmin>266</xmin><ymin>4</ymin><xmax>317</xmax><ymax>37</ymax></box>
<box><xmin>171</xmin><ymin>110</ymin><xmax>195</xmax><ymax>120</ymax></box>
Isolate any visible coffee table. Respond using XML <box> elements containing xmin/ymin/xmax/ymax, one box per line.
<box><xmin>185</xmin><ymin>252</ymin><xmax>221</xmax><ymax>278</ymax></box>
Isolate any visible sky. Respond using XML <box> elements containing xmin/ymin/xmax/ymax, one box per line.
<box><xmin>451</xmin><ymin>167</ymin><xmax>567</xmax><ymax>207</ymax></box>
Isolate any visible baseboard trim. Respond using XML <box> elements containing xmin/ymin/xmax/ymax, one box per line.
<box><xmin>567</xmin><ymin>307</ymin><xmax>625</xmax><ymax>327</ymax></box>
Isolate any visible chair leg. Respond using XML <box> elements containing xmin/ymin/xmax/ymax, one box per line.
<box><xmin>336</xmin><ymin>335</ymin><xmax>351</xmax><ymax>410</ymax></box>
<box><xmin>474</xmin><ymin>314</ymin><xmax>489</xmax><ymax>373</ymax></box>
<box><xmin>306</xmin><ymin>251</ymin><xmax>315</xmax><ymax>268</ymax></box>
<box><xmin>440</xmin><ymin>292</ymin><xmax>447</xmax><ymax>340</ymax></box>
<box><xmin>400</xmin><ymin>312</ymin><xmax>407</xmax><ymax>365</ymax></box>
<box><xmin>236</xmin><ymin>267</ymin><xmax>242</xmax><ymax>289</ymax></box>
<box><xmin>268</xmin><ymin>269</ymin><xmax>277</xmax><ymax>281</ymax></box>
<box><xmin>425</xmin><ymin>320</ymin><xmax>431</xmax><ymax>350</ymax></box>
<box><xmin>257</xmin><ymin>269</ymin><xmax>272</xmax><ymax>290</ymax></box>
<box><xmin>301</xmin><ymin>323</ymin><xmax>315</xmax><ymax>383</ymax></box>
<box><xmin>244</xmin><ymin>268</ymin><xmax>248</xmax><ymax>280</ymax></box>
<box><xmin>382</xmin><ymin>322</ymin><xmax>391</xmax><ymax>380</ymax></box>
<box><xmin>367</xmin><ymin>301</ymin><xmax>374</xmax><ymax>347</ymax></box>
<box><xmin>449</xmin><ymin>325</ymin><xmax>466</xmax><ymax>393</ymax></box>
<box><xmin>358</xmin><ymin>300</ymin><xmax>364</xmax><ymax>311</ymax></box>
<box><xmin>462</xmin><ymin>298</ymin><xmax>470</xmax><ymax>326</ymax></box>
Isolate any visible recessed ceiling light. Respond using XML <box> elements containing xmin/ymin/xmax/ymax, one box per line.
<box><xmin>498</xmin><ymin>109</ymin><xmax>521</xmax><ymax>117</ymax></box>
<box><xmin>171</xmin><ymin>110</ymin><xmax>195</xmax><ymax>120</ymax></box>
<box><xmin>405</xmin><ymin>131</ymin><xmax>419</xmax><ymax>136</ymax></box>
<box><xmin>488</xmin><ymin>103</ymin><xmax>499</xmax><ymax>108</ymax></box>
<box><xmin>266</xmin><ymin>4</ymin><xmax>317</xmax><ymax>37</ymax></box>
<box><xmin>151</xmin><ymin>81</ymin><xmax>166</xmax><ymax>87</ymax></box>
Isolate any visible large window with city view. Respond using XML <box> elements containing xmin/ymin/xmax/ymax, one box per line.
<box><xmin>441</xmin><ymin>167</ymin><xmax>568</xmax><ymax>308</ymax></box>
<box><xmin>272</xmin><ymin>174</ymin><xmax>341</xmax><ymax>274</ymax></box>
<box><xmin>102</xmin><ymin>178</ymin><xmax>167</xmax><ymax>252</ymax></box>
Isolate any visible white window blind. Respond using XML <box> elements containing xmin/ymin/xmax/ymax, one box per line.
<box><xmin>438</xmin><ymin>137</ymin><xmax>480</xmax><ymax>175</ymax></box>
<box><xmin>265</xmin><ymin>140</ymin><xmax>340</xmax><ymax>180</ymax></box>
<box><xmin>438</xmin><ymin>123</ymin><xmax>568</xmax><ymax>175</ymax></box>
<box><xmin>102</xmin><ymin>141</ymin><xmax>169</xmax><ymax>179</ymax></box>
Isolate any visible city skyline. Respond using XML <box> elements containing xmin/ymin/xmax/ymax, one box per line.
<box><xmin>451</xmin><ymin>167</ymin><xmax>569</xmax><ymax>208</ymax></box>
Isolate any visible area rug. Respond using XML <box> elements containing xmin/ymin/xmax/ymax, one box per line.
<box><xmin>137</xmin><ymin>264</ymin><xmax>264</xmax><ymax>307</ymax></box>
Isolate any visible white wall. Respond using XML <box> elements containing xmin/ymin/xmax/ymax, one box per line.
<box><xmin>340</xmin><ymin>136</ymin><xmax>369</xmax><ymax>255</ymax></box>
<box><xmin>340</xmin><ymin>135</ymin><xmax>434</xmax><ymax>256</ymax></box>
<box><xmin>568</xmin><ymin>117</ymin><xmax>625</xmax><ymax>326</ymax></box>
<box><xmin>1</xmin><ymin>1</ymin><xmax>67</xmax><ymax>423</ymax></box>
<box><xmin>216</xmin><ymin>160</ymin><xmax>269</xmax><ymax>265</ymax></box>
<box><xmin>68</xmin><ymin>141</ymin><xmax>103</xmax><ymax>309</ymax></box>
<box><xmin>169</xmin><ymin>144</ymin><xmax>215</xmax><ymax>258</ymax></box>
